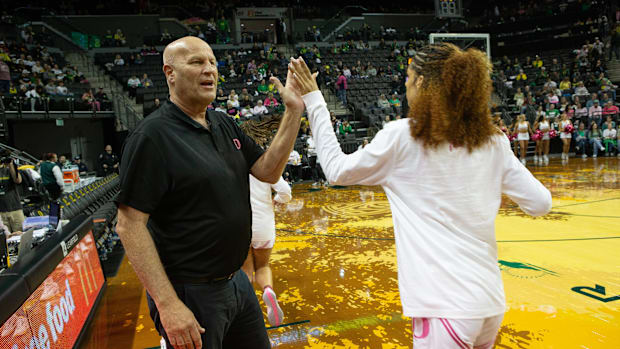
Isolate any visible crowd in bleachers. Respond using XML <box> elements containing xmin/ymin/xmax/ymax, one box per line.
<box><xmin>492</xmin><ymin>21</ymin><xmax>620</xmax><ymax>158</ymax></box>
<box><xmin>97</xmin><ymin>42</ymin><xmax>292</xmax><ymax>120</ymax></box>
<box><xmin>0</xmin><ymin>39</ymin><xmax>112</xmax><ymax>112</ymax></box>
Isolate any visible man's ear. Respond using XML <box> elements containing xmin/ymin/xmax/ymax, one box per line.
<box><xmin>163</xmin><ymin>65</ymin><xmax>174</xmax><ymax>84</ymax></box>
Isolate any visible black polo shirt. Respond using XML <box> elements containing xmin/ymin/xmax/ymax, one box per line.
<box><xmin>116</xmin><ymin>101</ymin><xmax>264</xmax><ymax>280</ymax></box>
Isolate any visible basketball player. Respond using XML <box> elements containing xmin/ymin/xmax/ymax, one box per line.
<box><xmin>289</xmin><ymin>44</ymin><xmax>552</xmax><ymax>348</ymax></box>
<box><xmin>242</xmin><ymin>174</ymin><xmax>291</xmax><ymax>326</ymax></box>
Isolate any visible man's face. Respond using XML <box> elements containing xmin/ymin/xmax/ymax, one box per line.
<box><xmin>59</xmin><ymin>156</ymin><xmax>66</xmax><ymax>163</ymax></box>
<box><xmin>105</xmin><ymin>146</ymin><xmax>112</xmax><ymax>154</ymax></box>
<box><xmin>165</xmin><ymin>41</ymin><xmax>218</xmax><ymax>105</ymax></box>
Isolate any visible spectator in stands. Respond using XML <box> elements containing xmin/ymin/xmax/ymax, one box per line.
<box><xmin>389</xmin><ymin>94</ymin><xmax>401</xmax><ymax>108</ymax></box>
<box><xmin>546</xmin><ymin>103</ymin><xmax>559</xmax><ymax>121</ymax></box>
<box><xmin>25</xmin><ymin>86</ymin><xmax>40</xmax><ymax>111</ymax></box>
<box><xmin>257</xmin><ymin>79</ymin><xmax>269</xmax><ymax>95</ymax></box>
<box><xmin>141</xmin><ymin>73</ymin><xmax>153</xmax><ymax>88</ymax></box>
<box><xmin>252</xmin><ymin>100</ymin><xmax>269</xmax><ymax>115</ymax></box>
<box><xmin>600</xmin><ymin>93</ymin><xmax>610</xmax><ymax>105</ymax></box>
<box><xmin>515</xmin><ymin>69</ymin><xmax>527</xmax><ymax>84</ymax></box>
<box><xmin>603</xmin><ymin>101</ymin><xmax>619</xmax><ymax>119</ymax></box>
<box><xmin>589</xmin><ymin>122</ymin><xmax>605</xmax><ymax>158</ymax></box>
<box><xmin>544</xmin><ymin>77</ymin><xmax>557</xmax><ymax>90</ymax></box>
<box><xmin>589</xmin><ymin>100</ymin><xmax>603</xmax><ymax>127</ymax></box>
<box><xmin>575</xmin><ymin>122</ymin><xmax>588</xmax><ymax>158</ymax></box>
<box><xmin>339</xmin><ymin>120</ymin><xmax>353</xmax><ymax>136</ymax></box>
<box><xmin>574</xmin><ymin>81</ymin><xmax>589</xmax><ymax>98</ymax></box>
<box><xmin>82</xmin><ymin>89</ymin><xmax>101</xmax><ymax>111</ymax></box>
<box><xmin>0</xmin><ymin>150</ymin><xmax>24</xmax><ymax>233</ymax></box>
<box><xmin>367</xmin><ymin>64</ymin><xmax>377</xmax><ymax>77</ymax></box>
<box><xmin>103</xmin><ymin>30</ymin><xmax>114</xmax><ymax>47</ymax></box>
<box><xmin>44</xmin><ymin>80</ymin><xmax>56</xmax><ymax>95</ymax></box>
<box><xmin>97</xmin><ymin>145</ymin><xmax>119</xmax><ymax>176</ymax></box>
<box><xmin>586</xmin><ymin>93</ymin><xmax>598</xmax><ymax>108</ymax></box>
<box><xmin>127</xmin><ymin>75</ymin><xmax>141</xmax><ymax>97</ymax></box>
<box><xmin>573</xmin><ymin>101</ymin><xmax>588</xmax><ymax>123</ymax></box>
<box><xmin>215</xmin><ymin>88</ymin><xmax>228</xmax><ymax>105</ymax></box>
<box><xmin>603</xmin><ymin>124</ymin><xmax>617</xmax><ymax>156</ymax></box>
<box><xmin>0</xmin><ymin>59</ymin><xmax>9</xmax><ymax>93</ymax></box>
<box><xmin>378</xmin><ymin>94</ymin><xmax>390</xmax><ymax>109</ymax></box>
<box><xmin>514</xmin><ymin>88</ymin><xmax>525</xmax><ymax>107</ymax></box>
<box><xmin>598</xmin><ymin>74</ymin><xmax>617</xmax><ymax>101</ymax></box>
<box><xmin>95</xmin><ymin>87</ymin><xmax>110</xmax><ymax>109</ymax></box>
<box><xmin>559</xmin><ymin>97</ymin><xmax>570</xmax><ymax>113</ymax></box>
<box><xmin>114</xmin><ymin>29</ymin><xmax>127</xmax><ymax>46</ymax></box>
<box><xmin>336</xmin><ymin>70</ymin><xmax>347</xmax><ymax>106</ymax></box>
<box><xmin>39</xmin><ymin>152</ymin><xmax>63</xmax><ymax>200</ymax></box>
<box><xmin>532</xmin><ymin>55</ymin><xmax>543</xmax><ymax>68</ymax></box>
<box><xmin>73</xmin><ymin>156</ymin><xmax>88</xmax><ymax>174</ymax></box>
<box><xmin>285</xmin><ymin>149</ymin><xmax>302</xmax><ymax>183</ymax></box>
<box><xmin>264</xmin><ymin>92</ymin><xmax>279</xmax><ymax>107</ymax></box>
<box><xmin>559</xmin><ymin>76</ymin><xmax>571</xmax><ymax>91</ymax></box>
<box><xmin>240</xmin><ymin>94</ymin><xmax>254</xmax><ymax>108</ymax></box>
<box><xmin>343</xmin><ymin>66</ymin><xmax>351</xmax><ymax>78</ymax></box>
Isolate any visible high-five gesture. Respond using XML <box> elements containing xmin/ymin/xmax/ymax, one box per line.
<box><xmin>289</xmin><ymin>57</ymin><xmax>319</xmax><ymax>96</ymax></box>
<box><xmin>270</xmin><ymin>58</ymin><xmax>305</xmax><ymax>114</ymax></box>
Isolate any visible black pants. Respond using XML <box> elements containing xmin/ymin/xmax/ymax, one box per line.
<box><xmin>44</xmin><ymin>183</ymin><xmax>62</xmax><ymax>200</ymax></box>
<box><xmin>308</xmin><ymin>156</ymin><xmax>325</xmax><ymax>182</ymax></box>
<box><xmin>147</xmin><ymin>271</ymin><xmax>270</xmax><ymax>349</ymax></box>
<box><xmin>285</xmin><ymin>164</ymin><xmax>302</xmax><ymax>182</ymax></box>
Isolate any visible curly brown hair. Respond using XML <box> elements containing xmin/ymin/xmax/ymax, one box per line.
<box><xmin>408</xmin><ymin>43</ymin><xmax>499</xmax><ymax>152</ymax></box>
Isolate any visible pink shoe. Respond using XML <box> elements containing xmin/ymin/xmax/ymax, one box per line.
<box><xmin>263</xmin><ymin>287</ymin><xmax>284</xmax><ymax>326</ymax></box>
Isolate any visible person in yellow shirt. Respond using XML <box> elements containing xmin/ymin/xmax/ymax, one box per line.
<box><xmin>559</xmin><ymin>77</ymin><xmax>571</xmax><ymax>90</ymax></box>
<box><xmin>516</xmin><ymin>69</ymin><xmax>527</xmax><ymax>81</ymax></box>
<box><xmin>533</xmin><ymin>55</ymin><xmax>543</xmax><ymax>68</ymax></box>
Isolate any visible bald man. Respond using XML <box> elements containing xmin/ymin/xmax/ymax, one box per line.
<box><xmin>115</xmin><ymin>37</ymin><xmax>304</xmax><ymax>349</ymax></box>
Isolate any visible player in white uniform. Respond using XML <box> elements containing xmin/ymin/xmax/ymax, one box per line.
<box><xmin>289</xmin><ymin>44</ymin><xmax>552</xmax><ymax>348</ymax></box>
<box><xmin>241</xmin><ymin>174</ymin><xmax>291</xmax><ymax>326</ymax></box>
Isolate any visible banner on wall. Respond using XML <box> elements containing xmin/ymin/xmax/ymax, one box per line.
<box><xmin>0</xmin><ymin>231</ymin><xmax>105</xmax><ymax>349</ymax></box>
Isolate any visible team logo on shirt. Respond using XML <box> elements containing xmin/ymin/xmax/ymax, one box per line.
<box><xmin>233</xmin><ymin>138</ymin><xmax>241</xmax><ymax>150</ymax></box>
<box><xmin>498</xmin><ymin>260</ymin><xmax>558</xmax><ymax>279</ymax></box>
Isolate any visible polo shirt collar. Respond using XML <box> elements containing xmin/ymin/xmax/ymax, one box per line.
<box><xmin>166</xmin><ymin>99</ymin><xmax>216</xmax><ymax>131</ymax></box>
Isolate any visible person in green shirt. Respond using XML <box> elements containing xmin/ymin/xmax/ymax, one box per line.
<box><xmin>389</xmin><ymin>94</ymin><xmax>401</xmax><ymax>107</ymax></box>
<box><xmin>257</xmin><ymin>79</ymin><xmax>269</xmax><ymax>94</ymax></box>
<box><xmin>546</xmin><ymin>104</ymin><xmax>560</xmax><ymax>121</ymax></box>
<box><xmin>339</xmin><ymin>120</ymin><xmax>353</xmax><ymax>136</ymax></box>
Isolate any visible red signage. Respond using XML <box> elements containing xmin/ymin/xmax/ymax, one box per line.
<box><xmin>0</xmin><ymin>231</ymin><xmax>105</xmax><ymax>349</ymax></box>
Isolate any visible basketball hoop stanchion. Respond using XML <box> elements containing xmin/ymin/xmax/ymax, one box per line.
<box><xmin>429</xmin><ymin>33</ymin><xmax>491</xmax><ymax>60</ymax></box>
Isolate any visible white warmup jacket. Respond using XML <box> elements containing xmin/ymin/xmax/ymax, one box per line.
<box><xmin>303</xmin><ymin>91</ymin><xmax>552</xmax><ymax>319</ymax></box>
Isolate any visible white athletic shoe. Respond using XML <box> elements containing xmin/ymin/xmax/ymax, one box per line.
<box><xmin>593</xmin><ymin>154</ymin><xmax>597</xmax><ymax>158</ymax></box>
<box><xmin>582</xmin><ymin>154</ymin><xmax>587</xmax><ymax>159</ymax></box>
<box><xmin>263</xmin><ymin>287</ymin><xmax>284</xmax><ymax>327</ymax></box>
<box><xmin>600</xmin><ymin>146</ymin><xmax>605</xmax><ymax>151</ymax></box>
<box><xmin>534</xmin><ymin>155</ymin><xmax>539</xmax><ymax>162</ymax></box>
<box><xmin>544</xmin><ymin>155</ymin><xmax>549</xmax><ymax>164</ymax></box>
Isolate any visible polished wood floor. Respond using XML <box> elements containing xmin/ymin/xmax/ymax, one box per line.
<box><xmin>79</xmin><ymin>157</ymin><xmax>620</xmax><ymax>349</ymax></box>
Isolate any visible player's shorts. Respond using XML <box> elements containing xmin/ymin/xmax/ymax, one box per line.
<box><xmin>517</xmin><ymin>133</ymin><xmax>529</xmax><ymax>141</ymax></box>
<box><xmin>412</xmin><ymin>314</ymin><xmax>503</xmax><ymax>349</ymax></box>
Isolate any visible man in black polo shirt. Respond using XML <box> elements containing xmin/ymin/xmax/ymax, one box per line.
<box><xmin>115</xmin><ymin>36</ymin><xmax>304</xmax><ymax>349</ymax></box>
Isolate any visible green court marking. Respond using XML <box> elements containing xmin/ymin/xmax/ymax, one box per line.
<box><xmin>552</xmin><ymin>197</ymin><xmax>620</xmax><ymax>208</ymax></box>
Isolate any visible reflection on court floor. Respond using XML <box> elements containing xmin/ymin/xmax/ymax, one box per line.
<box><xmin>79</xmin><ymin>158</ymin><xmax>620</xmax><ymax>349</ymax></box>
